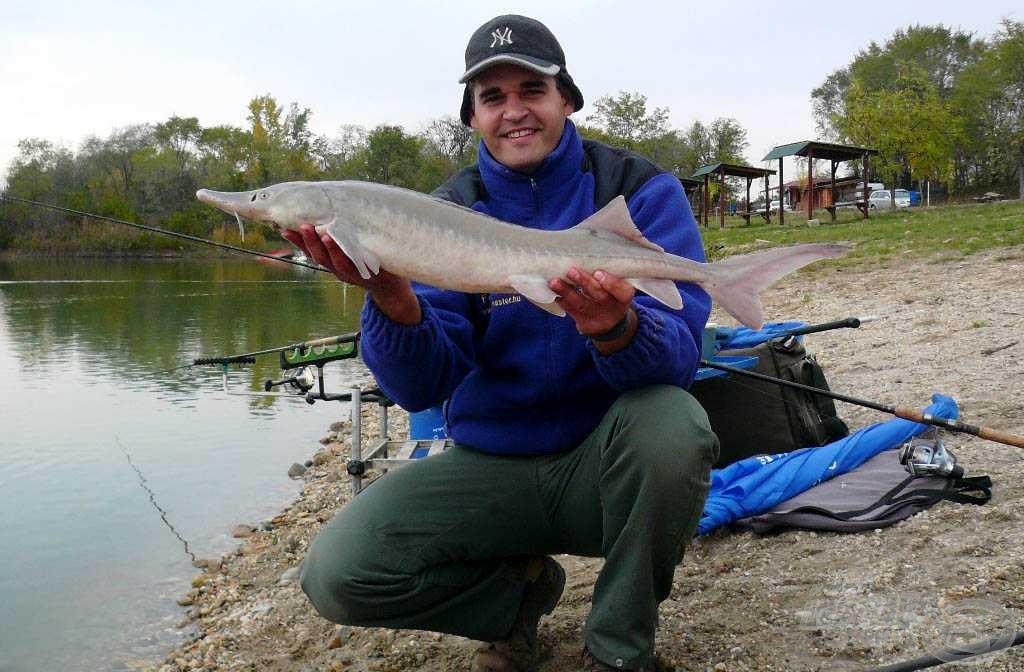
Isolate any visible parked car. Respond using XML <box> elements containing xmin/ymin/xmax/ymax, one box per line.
<box><xmin>909</xmin><ymin>190</ymin><xmax>922</xmax><ymax>206</ymax></box>
<box><xmin>768</xmin><ymin>199</ymin><xmax>792</xmax><ymax>213</ymax></box>
<box><xmin>869</xmin><ymin>189</ymin><xmax>911</xmax><ymax>209</ymax></box>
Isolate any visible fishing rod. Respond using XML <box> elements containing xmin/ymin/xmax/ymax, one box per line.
<box><xmin>191</xmin><ymin>332</ymin><xmax>360</xmax><ymax>366</ymax></box>
<box><xmin>701</xmin><ymin>359</ymin><xmax>1024</xmax><ymax>449</ymax></box>
<box><xmin>866</xmin><ymin>628</ymin><xmax>1024</xmax><ymax>671</ymax></box>
<box><xmin>776</xmin><ymin>315</ymin><xmax>880</xmax><ymax>338</ymax></box>
<box><xmin>115</xmin><ymin>436</ymin><xmax>197</xmax><ymax>563</ymax></box>
<box><xmin>0</xmin><ymin>194</ymin><xmax>327</xmax><ymax>273</ymax></box>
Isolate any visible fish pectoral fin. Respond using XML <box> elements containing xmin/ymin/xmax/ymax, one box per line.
<box><xmin>317</xmin><ymin>218</ymin><xmax>381</xmax><ymax>279</ymax></box>
<box><xmin>526</xmin><ymin>298</ymin><xmax>566</xmax><ymax>317</ymax></box>
<box><xmin>508</xmin><ymin>275</ymin><xmax>564</xmax><ymax>316</ymax></box>
<box><xmin>570</xmin><ymin>196</ymin><xmax>664</xmax><ymax>252</ymax></box>
<box><xmin>626</xmin><ymin>278</ymin><xmax>684</xmax><ymax>309</ymax></box>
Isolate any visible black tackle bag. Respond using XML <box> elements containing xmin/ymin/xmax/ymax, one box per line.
<box><xmin>691</xmin><ymin>337</ymin><xmax>849</xmax><ymax>468</ymax></box>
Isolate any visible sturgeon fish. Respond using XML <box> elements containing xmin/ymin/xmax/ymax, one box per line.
<box><xmin>196</xmin><ymin>180</ymin><xmax>848</xmax><ymax>328</ymax></box>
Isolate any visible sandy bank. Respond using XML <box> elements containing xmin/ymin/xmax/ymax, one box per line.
<box><xmin>150</xmin><ymin>248</ymin><xmax>1024</xmax><ymax>672</ymax></box>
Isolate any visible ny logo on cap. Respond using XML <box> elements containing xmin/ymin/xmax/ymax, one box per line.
<box><xmin>490</xmin><ymin>27</ymin><xmax>513</xmax><ymax>48</ymax></box>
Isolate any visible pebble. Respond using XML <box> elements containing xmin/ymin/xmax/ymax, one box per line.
<box><xmin>327</xmin><ymin>626</ymin><xmax>354</xmax><ymax>650</ymax></box>
<box><xmin>288</xmin><ymin>463</ymin><xmax>307</xmax><ymax>478</ymax></box>
<box><xmin>279</xmin><ymin>566</ymin><xmax>301</xmax><ymax>585</ymax></box>
<box><xmin>192</xmin><ymin>558</ymin><xmax>223</xmax><ymax>572</ymax></box>
<box><xmin>313</xmin><ymin>451</ymin><xmax>333</xmax><ymax>466</ymax></box>
<box><xmin>231</xmin><ymin>524</ymin><xmax>256</xmax><ymax>539</ymax></box>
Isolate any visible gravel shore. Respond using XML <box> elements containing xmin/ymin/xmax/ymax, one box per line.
<box><xmin>149</xmin><ymin>247</ymin><xmax>1024</xmax><ymax>672</ymax></box>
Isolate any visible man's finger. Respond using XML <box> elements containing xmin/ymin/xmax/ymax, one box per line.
<box><xmin>566</xmin><ymin>267</ymin><xmax>610</xmax><ymax>303</ymax></box>
<box><xmin>550</xmin><ymin>278</ymin><xmax>584</xmax><ymax>310</ymax></box>
<box><xmin>297</xmin><ymin>225</ymin><xmax>333</xmax><ymax>269</ymax></box>
<box><xmin>593</xmin><ymin>270</ymin><xmax>635</xmax><ymax>305</ymax></box>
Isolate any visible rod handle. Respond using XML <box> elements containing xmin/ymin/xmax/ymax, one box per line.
<box><xmin>301</xmin><ymin>333</ymin><xmax>359</xmax><ymax>349</ymax></box>
<box><xmin>977</xmin><ymin>426</ymin><xmax>1024</xmax><ymax>449</ymax></box>
<box><xmin>893</xmin><ymin>406</ymin><xmax>925</xmax><ymax>423</ymax></box>
<box><xmin>895</xmin><ymin>406</ymin><xmax>1024</xmax><ymax>449</ymax></box>
<box><xmin>783</xmin><ymin>317</ymin><xmax>862</xmax><ymax>337</ymax></box>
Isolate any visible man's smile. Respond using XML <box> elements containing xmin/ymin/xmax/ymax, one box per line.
<box><xmin>503</xmin><ymin>128</ymin><xmax>539</xmax><ymax>140</ymax></box>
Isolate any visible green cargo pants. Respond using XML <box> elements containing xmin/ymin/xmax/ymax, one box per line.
<box><xmin>300</xmin><ymin>385</ymin><xmax>718</xmax><ymax>670</ymax></box>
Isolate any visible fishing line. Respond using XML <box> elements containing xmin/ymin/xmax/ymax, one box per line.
<box><xmin>115</xmin><ymin>436</ymin><xmax>197</xmax><ymax>563</ymax></box>
<box><xmin>0</xmin><ymin>194</ymin><xmax>328</xmax><ymax>273</ymax></box>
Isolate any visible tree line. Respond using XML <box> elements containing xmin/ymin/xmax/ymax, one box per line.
<box><xmin>6</xmin><ymin>18</ymin><xmax>1019</xmax><ymax>253</ymax></box>
<box><xmin>813</xmin><ymin>20</ymin><xmax>1023</xmax><ymax>199</ymax></box>
<box><xmin>0</xmin><ymin>91</ymin><xmax>746</xmax><ymax>253</ymax></box>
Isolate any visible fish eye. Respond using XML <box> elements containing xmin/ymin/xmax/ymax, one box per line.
<box><xmin>260</xmin><ymin>192</ymin><xmax>269</xmax><ymax>200</ymax></box>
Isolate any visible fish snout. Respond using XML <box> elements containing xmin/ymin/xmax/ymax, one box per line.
<box><xmin>195</xmin><ymin>188</ymin><xmax>260</xmax><ymax>217</ymax></box>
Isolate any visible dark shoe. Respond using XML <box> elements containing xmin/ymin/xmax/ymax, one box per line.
<box><xmin>580</xmin><ymin>648</ymin><xmax>676</xmax><ymax>672</ymax></box>
<box><xmin>471</xmin><ymin>556</ymin><xmax>566</xmax><ymax>672</ymax></box>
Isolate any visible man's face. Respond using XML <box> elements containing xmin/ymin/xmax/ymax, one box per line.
<box><xmin>469</xmin><ymin>63</ymin><xmax>574</xmax><ymax>174</ymax></box>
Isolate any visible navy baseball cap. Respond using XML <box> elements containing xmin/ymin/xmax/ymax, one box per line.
<box><xmin>459</xmin><ymin>15</ymin><xmax>584</xmax><ymax>125</ymax></box>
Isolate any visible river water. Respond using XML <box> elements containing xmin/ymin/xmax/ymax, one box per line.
<box><xmin>0</xmin><ymin>257</ymin><xmax>366</xmax><ymax>671</ymax></box>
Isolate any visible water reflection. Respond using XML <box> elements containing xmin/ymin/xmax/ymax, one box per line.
<box><xmin>0</xmin><ymin>256</ymin><xmax>366</xmax><ymax>671</ymax></box>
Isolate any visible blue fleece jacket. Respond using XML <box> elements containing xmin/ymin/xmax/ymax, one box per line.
<box><xmin>360</xmin><ymin>120</ymin><xmax>711</xmax><ymax>456</ymax></box>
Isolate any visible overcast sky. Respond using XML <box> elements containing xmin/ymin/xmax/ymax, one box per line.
<box><xmin>1</xmin><ymin>0</ymin><xmax>1019</xmax><ymax>189</ymax></box>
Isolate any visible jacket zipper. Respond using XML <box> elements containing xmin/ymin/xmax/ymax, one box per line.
<box><xmin>531</xmin><ymin>176</ymin><xmax>561</xmax><ymax>438</ymax></box>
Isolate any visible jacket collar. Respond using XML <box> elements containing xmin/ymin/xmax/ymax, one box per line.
<box><xmin>477</xmin><ymin>119</ymin><xmax>585</xmax><ymax>211</ymax></box>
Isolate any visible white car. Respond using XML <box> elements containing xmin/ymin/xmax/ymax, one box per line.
<box><xmin>869</xmin><ymin>189</ymin><xmax>911</xmax><ymax>209</ymax></box>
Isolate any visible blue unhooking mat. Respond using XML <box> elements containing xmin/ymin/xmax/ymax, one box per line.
<box><xmin>697</xmin><ymin>394</ymin><xmax>959</xmax><ymax>535</ymax></box>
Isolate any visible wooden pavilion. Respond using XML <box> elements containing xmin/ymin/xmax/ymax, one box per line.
<box><xmin>762</xmin><ymin>141</ymin><xmax>878</xmax><ymax>224</ymax></box>
<box><xmin>691</xmin><ymin>163</ymin><xmax>776</xmax><ymax>229</ymax></box>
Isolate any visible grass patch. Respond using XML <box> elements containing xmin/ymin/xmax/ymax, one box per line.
<box><xmin>701</xmin><ymin>201</ymin><xmax>1024</xmax><ymax>269</ymax></box>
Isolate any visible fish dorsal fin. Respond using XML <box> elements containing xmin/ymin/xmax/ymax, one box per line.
<box><xmin>570</xmin><ymin>196</ymin><xmax>664</xmax><ymax>253</ymax></box>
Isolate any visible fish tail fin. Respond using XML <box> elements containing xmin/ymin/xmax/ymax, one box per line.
<box><xmin>702</xmin><ymin>244</ymin><xmax>849</xmax><ymax>328</ymax></box>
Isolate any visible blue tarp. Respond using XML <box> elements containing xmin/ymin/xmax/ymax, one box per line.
<box><xmin>713</xmin><ymin>321</ymin><xmax>806</xmax><ymax>350</ymax></box>
<box><xmin>697</xmin><ymin>394</ymin><xmax>960</xmax><ymax>535</ymax></box>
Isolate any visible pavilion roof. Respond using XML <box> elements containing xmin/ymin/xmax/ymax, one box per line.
<box><xmin>762</xmin><ymin>140</ymin><xmax>878</xmax><ymax>163</ymax></box>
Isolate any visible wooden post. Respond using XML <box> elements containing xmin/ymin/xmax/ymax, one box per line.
<box><xmin>830</xmin><ymin>160</ymin><xmax>837</xmax><ymax>222</ymax></box>
<box><xmin>703</xmin><ymin>175</ymin><xmax>710</xmax><ymax>228</ymax></box>
<box><xmin>778</xmin><ymin>157</ymin><xmax>785</xmax><ymax>225</ymax></box>
<box><xmin>863</xmin><ymin>152</ymin><xmax>870</xmax><ymax>220</ymax></box>
<box><xmin>764</xmin><ymin>173</ymin><xmax>770</xmax><ymax>222</ymax></box>
<box><xmin>745</xmin><ymin>177</ymin><xmax>751</xmax><ymax>223</ymax></box>
<box><xmin>807</xmin><ymin>148</ymin><xmax>814</xmax><ymax>222</ymax></box>
<box><xmin>719</xmin><ymin>166</ymin><xmax>726</xmax><ymax>229</ymax></box>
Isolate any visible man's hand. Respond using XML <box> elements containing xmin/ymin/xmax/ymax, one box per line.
<box><xmin>282</xmin><ymin>225</ymin><xmax>422</xmax><ymax>325</ymax></box>
<box><xmin>550</xmin><ymin>267</ymin><xmax>637</xmax><ymax>354</ymax></box>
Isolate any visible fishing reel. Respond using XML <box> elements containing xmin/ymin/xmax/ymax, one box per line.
<box><xmin>899</xmin><ymin>431</ymin><xmax>963</xmax><ymax>479</ymax></box>
<box><xmin>264</xmin><ymin>366</ymin><xmax>318</xmax><ymax>393</ymax></box>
